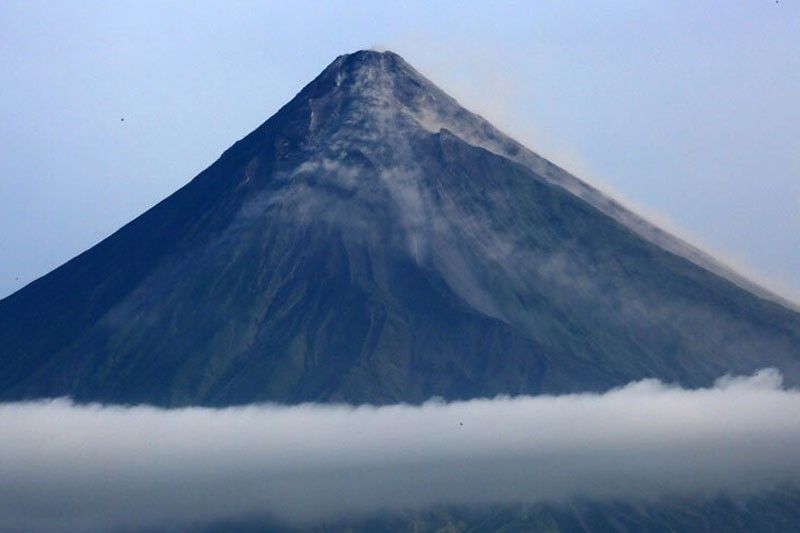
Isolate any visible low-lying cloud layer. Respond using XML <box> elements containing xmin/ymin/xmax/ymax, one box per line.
<box><xmin>1</xmin><ymin>369</ymin><xmax>799</xmax><ymax>531</ymax></box>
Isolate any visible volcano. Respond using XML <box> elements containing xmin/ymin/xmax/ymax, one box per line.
<box><xmin>1</xmin><ymin>50</ymin><xmax>798</xmax><ymax>407</ymax></box>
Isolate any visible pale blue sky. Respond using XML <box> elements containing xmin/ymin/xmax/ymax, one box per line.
<box><xmin>1</xmin><ymin>1</ymin><xmax>798</xmax><ymax>301</ymax></box>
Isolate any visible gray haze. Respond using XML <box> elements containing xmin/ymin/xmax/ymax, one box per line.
<box><xmin>1</xmin><ymin>370</ymin><xmax>799</xmax><ymax>531</ymax></box>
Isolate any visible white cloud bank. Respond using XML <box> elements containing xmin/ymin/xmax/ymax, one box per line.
<box><xmin>1</xmin><ymin>369</ymin><xmax>800</xmax><ymax>531</ymax></box>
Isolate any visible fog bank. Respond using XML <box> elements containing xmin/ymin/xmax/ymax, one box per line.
<box><xmin>1</xmin><ymin>369</ymin><xmax>799</xmax><ymax>531</ymax></box>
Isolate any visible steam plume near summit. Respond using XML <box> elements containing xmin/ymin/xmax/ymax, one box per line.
<box><xmin>1</xmin><ymin>369</ymin><xmax>799</xmax><ymax>531</ymax></box>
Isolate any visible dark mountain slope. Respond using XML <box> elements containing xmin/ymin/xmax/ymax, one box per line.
<box><xmin>199</xmin><ymin>490</ymin><xmax>800</xmax><ymax>533</ymax></box>
<box><xmin>0</xmin><ymin>50</ymin><xmax>798</xmax><ymax>406</ymax></box>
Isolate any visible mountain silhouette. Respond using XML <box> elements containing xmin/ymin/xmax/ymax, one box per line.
<box><xmin>1</xmin><ymin>50</ymin><xmax>798</xmax><ymax>406</ymax></box>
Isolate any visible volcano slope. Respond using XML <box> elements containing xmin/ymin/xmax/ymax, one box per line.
<box><xmin>0</xmin><ymin>50</ymin><xmax>798</xmax><ymax>407</ymax></box>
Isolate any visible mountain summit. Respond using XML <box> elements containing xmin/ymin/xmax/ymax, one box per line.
<box><xmin>1</xmin><ymin>50</ymin><xmax>798</xmax><ymax>406</ymax></box>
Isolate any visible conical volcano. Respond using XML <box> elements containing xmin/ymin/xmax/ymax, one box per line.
<box><xmin>1</xmin><ymin>50</ymin><xmax>798</xmax><ymax>406</ymax></box>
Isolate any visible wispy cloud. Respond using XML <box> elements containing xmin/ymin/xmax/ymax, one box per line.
<box><xmin>0</xmin><ymin>370</ymin><xmax>799</xmax><ymax>531</ymax></box>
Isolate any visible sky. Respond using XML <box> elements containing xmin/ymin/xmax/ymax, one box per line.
<box><xmin>0</xmin><ymin>1</ymin><xmax>798</xmax><ymax>301</ymax></box>
<box><xmin>2</xmin><ymin>370</ymin><xmax>799</xmax><ymax>531</ymax></box>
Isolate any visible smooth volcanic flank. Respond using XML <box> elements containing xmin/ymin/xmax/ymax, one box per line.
<box><xmin>0</xmin><ymin>50</ymin><xmax>798</xmax><ymax>406</ymax></box>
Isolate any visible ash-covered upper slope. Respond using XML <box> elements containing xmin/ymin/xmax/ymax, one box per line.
<box><xmin>0</xmin><ymin>50</ymin><xmax>798</xmax><ymax>406</ymax></box>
